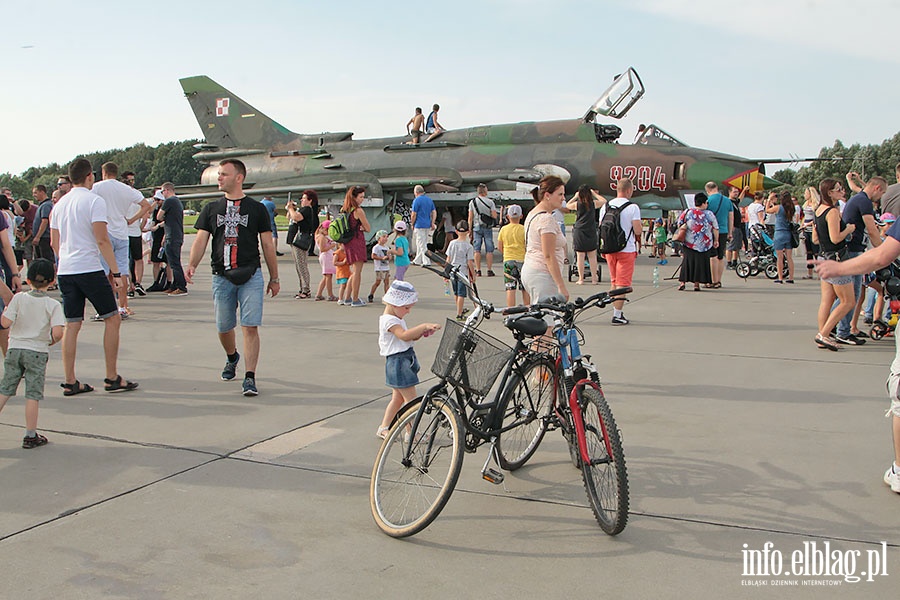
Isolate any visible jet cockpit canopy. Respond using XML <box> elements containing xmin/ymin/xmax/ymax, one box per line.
<box><xmin>583</xmin><ymin>67</ymin><xmax>644</xmax><ymax>123</ymax></box>
<box><xmin>634</xmin><ymin>124</ymin><xmax>686</xmax><ymax>147</ymax></box>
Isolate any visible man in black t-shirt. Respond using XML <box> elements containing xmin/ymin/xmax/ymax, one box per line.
<box><xmin>726</xmin><ymin>185</ymin><xmax>748</xmax><ymax>268</ymax></box>
<box><xmin>158</xmin><ymin>182</ymin><xmax>186</xmax><ymax>295</ymax></box>
<box><xmin>187</xmin><ymin>159</ymin><xmax>280</xmax><ymax>397</ymax></box>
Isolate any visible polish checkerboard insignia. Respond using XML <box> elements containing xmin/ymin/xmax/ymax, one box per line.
<box><xmin>216</xmin><ymin>98</ymin><xmax>230</xmax><ymax>117</ymax></box>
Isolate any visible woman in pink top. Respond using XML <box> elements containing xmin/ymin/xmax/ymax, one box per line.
<box><xmin>521</xmin><ymin>176</ymin><xmax>569</xmax><ymax>303</ymax></box>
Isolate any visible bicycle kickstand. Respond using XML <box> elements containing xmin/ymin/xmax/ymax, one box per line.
<box><xmin>481</xmin><ymin>439</ymin><xmax>506</xmax><ymax>487</ymax></box>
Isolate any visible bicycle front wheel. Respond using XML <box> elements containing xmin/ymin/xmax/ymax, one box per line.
<box><xmin>370</xmin><ymin>392</ymin><xmax>464</xmax><ymax>537</ymax></box>
<box><xmin>578</xmin><ymin>385</ymin><xmax>629</xmax><ymax>535</ymax></box>
<box><xmin>495</xmin><ymin>357</ymin><xmax>557</xmax><ymax>471</ymax></box>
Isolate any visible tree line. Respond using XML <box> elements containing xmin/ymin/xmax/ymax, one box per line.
<box><xmin>0</xmin><ymin>139</ymin><xmax>204</xmax><ymax>201</ymax></box>
<box><xmin>772</xmin><ymin>131</ymin><xmax>900</xmax><ymax>193</ymax></box>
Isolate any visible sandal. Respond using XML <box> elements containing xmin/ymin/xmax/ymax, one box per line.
<box><xmin>712</xmin><ymin>282</ymin><xmax>722</xmax><ymax>289</ymax></box>
<box><xmin>376</xmin><ymin>426</ymin><xmax>390</xmax><ymax>440</ymax></box>
<box><xmin>677</xmin><ymin>283</ymin><xmax>685</xmax><ymax>291</ymax></box>
<box><xmin>815</xmin><ymin>333</ymin><xmax>839</xmax><ymax>352</ymax></box>
<box><xmin>104</xmin><ymin>375</ymin><xmax>139</xmax><ymax>393</ymax></box>
<box><xmin>61</xmin><ymin>380</ymin><xmax>94</xmax><ymax>396</ymax></box>
<box><xmin>693</xmin><ymin>285</ymin><xmax>701</xmax><ymax>292</ymax></box>
<box><xmin>314</xmin><ymin>295</ymin><xmax>325</xmax><ymax>301</ymax></box>
<box><xmin>295</xmin><ymin>292</ymin><xmax>310</xmax><ymax>299</ymax></box>
<box><xmin>327</xmin><ymin>296</ymin><xmax>338</xmax><ymax>302</ymax></box>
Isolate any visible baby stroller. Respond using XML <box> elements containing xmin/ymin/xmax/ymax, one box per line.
<box><xmin>735</xmin><ymin>224</ymin><xmax>780</xmax><ymax>279</ymax></box>
<box><xmin>869</xmin><ymin>260</ymin><xmax>900</xmax><ymax>340</ymax></box>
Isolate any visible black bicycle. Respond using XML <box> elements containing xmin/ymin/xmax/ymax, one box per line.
<box><xmin>369</xmin><ymin>252</ymin><xmax>629</xmax><ymax>537</ymax></box>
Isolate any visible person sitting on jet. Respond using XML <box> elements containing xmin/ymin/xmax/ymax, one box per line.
<box><xmin>406</xmin><ymin>107</ymin><xmax>425</xmax><ymax>145</ymax></box>
<box><xmin>424</xmin><ymin>104</ymin><xmax>445</xmax><ymax>142</ymax></box>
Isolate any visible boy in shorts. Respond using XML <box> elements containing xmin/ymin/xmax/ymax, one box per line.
<box><xmin>497</xmin><ymin>204</ymin><xmax>530</xmax><ymax>307</ymax></box>
<box><xmin>445</xmin><ymin>221</ymin><xmax>476</xmax><ymax>320</ymax></box>
<box><xmin>368</xmin><ymin>229</ymin><xmax>392</xmax><ymax>303</ymax></box>
<box><xmin>0</xmin><ymin>259</ymin><xmax>65</xmax><ymax>448</ymax></box>
<box><xmin>334</xmin><ymin>243</ymin><xmax>351</xmax><ymax>305</ymax></box>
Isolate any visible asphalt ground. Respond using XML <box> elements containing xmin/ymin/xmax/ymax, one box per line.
<box><xmin>1</xmin><ymin>239</ymin><xmax>897</xmax><ymax>599</ymax></box>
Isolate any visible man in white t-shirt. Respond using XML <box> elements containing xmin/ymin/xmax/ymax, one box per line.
<box><xmin>598</xmin><ymin>178</ymin><xmax>641</xmax><ymax>325</ymax></box>
<box><xmin>91</xmin><ymin>162</ymin><xmax>149</xmax><ymax>317</ymax></box>
<box><xmin>746</xmin><ymin>192</ymin><xmax>765</xmax><ymax>228</ymax></box>
<box><xmin>50</xmin><ymin>158</ymin><xmax>138</xmax><ymax>396</ymax></box>
<box><xmin>467</xmin><ymin>183</ymin><xmax>498</xmax><ymax>276</ymax></box>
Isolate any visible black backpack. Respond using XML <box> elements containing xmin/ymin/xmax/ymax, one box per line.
<box><xmin>599</xmin><ymin>201</ymin><xmax>633</xmax><ymax>254</ymax></box>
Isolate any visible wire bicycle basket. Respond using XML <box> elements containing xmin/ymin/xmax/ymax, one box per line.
<box><xmin>431</xmin><ymin>318</ymin><xmax>515</xmax><ymax>397</ymax></box>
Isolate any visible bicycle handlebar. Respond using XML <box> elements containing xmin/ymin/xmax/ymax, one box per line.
<box><xmin>423</xmin><ymin>250</ymin><xmax>499</xmax><ymax>317</ymax></box>
<box><xmin>502</xmin><ymin>286</ymin><xmax>633</xmax><ymax>317</ymax></box>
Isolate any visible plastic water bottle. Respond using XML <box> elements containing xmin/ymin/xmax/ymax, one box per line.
<box><xmin>444</xmin><ymin>279</ymin><xmax>452</xmax><ymax>296</ymax></box>
<box><xmin>652</xmin><ymin>266</ymin><xmax>660</xmax><ymax>288</ymax></box>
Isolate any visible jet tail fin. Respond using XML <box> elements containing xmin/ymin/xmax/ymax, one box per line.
<box><xmin>179</xmin><ymin>76</ymin><xmax>296</xmax><ymax>149</ymax></box>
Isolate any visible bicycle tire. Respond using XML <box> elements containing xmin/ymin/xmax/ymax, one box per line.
<box><xmin>495</xmin><ymin>357</ymin><xmax>556</xmax><ymax>471</ymax></box>
<box><xmin>578</xmin><ymin>385</ymin><xmax>629</xmax><ymax>535</ymax></box>
<box><xmin>370</xmin><ymin>392</ymin><xmax>464</xmax><ymax>537</ymax></box>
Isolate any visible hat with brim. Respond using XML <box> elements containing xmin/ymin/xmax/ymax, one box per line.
<box><xmin>394</xmin><ymin>220</ymin><xmax>408</xmax><ymax>231</ymax></box>
<box><xmin>881</xmin><ymin>212</ymin><xmax>896</xmax><ymax>224</ymax></box>
<box><xmin>382</xmin><ymin>280</ymin><xmax>418</xmax><ymax>306</ymax></box>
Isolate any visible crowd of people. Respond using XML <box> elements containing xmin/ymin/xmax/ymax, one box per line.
<box><xmin>2</xmin><ymin>162</ymin><xmax>899</xmax><ymax>499</ymax></box>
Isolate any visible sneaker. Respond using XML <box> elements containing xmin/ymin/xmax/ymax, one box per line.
<box><xmin>91</xmin><ymin>313</ymin><xmax>103</xmax><ymax>322</ymax></box>
<box><xmin>222</xmin><ymin>352</ymin><xmax>240</xmax><ymax>381</ymax></box>
<box><xmin>118</xmin><ymin>309</ymin><xmax>130</xmax><ymax>320</ymax></box>
<box><xmin>22</xmin><ymin>433</ymin><xmax>48</xmax><ymax>449</ymax></box>
<box><xmin>351</xmin><ymin>299</ymin><xmax>367</xmax><ymax>307</ymax></box>
<box><xmin>864</xmin><ymin>316</ymin><xmax>874</xmax><ymax>325</ymax></box>
<box><xmin>611</xmin><ymin>314</ymin><xmax>629</xmax><ymax>325</ymax></box>
<box><xmin>275</xmin><ymin>251</ymin><xmax>285</xmax><ymax>257</ymax></box>
<box><xmin>242</xmin><ymin>376</ymin><xmax>258</xmax><ymax>396</ymax></box>
<box><xmin>134</xmin><ymin>284</ymin><xmax>147</xmax><ymax>297</ymax></box>
<box><xmin>167</xmin><ymin>289</ymin><xmax>188</xmax><ymax>296</ymax></box>
<box><xmin>487</xmin><ymin>270</ymin><xmax>496</xmax><ymax>277</ymax></box>
<box><xmin>884</xmin><ymin>467</ymin><xmax>900</xmax><ymax>493</ymax></box>
<box><xmin>850</xmin><ymin>333</ymin><xmax>868</xmax><ymax>345</ymax></box>
<box><xmin>476</xmin><ymin>270</ymin><xmax>483</xmax><ymax>277</ymax></box>
<box><xmin>367</xmin><ymin>294</ymin><xmax>374</xmax><ymax>303</ymax></box>
<box><xmin>660</xmin><ymin>259</ymin><xmax>668</xmax><ymax>265</ymax></box>
<box><xmin>835</xmin><ymin>333</ymin><xmax>864</xmax><ymax>346</ymax></box>
<box><xmin>126</xmin><ymin>290</ymin><xmax>135</xmax><ymax>298</ymax></box>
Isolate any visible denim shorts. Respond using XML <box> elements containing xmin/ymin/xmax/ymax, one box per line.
<box><xmin>385</xmin><ymin>347</ymin><xmax>420</xmax><ymax>389</ymax></box>
<box><xmin>472</xmin><ymin>227</ymin><xmax>494</xmax><ymax>254</ymax></box>
<box><xmin>58</xmin><ymin>270</ymin><xmax>119</xmax><ymax>321</ymax></box>
<box><xmin>99</xmin><ymin>236</ymin><xmax>131</xmax><ymax>275</ymax></box>
<box><xmin>211</xmin><ymin>268</ymin><xmax>264</xmax><ymax>333</ymax></box>
<box><xmin>0</xmin><ymin>348</ymin><xmax>49</xmax><ymax>401</ymax></box>
<box><xmin>451</xmin><ymin>274</ymin><xmax>468</xmax><ymax>298</ymax></box>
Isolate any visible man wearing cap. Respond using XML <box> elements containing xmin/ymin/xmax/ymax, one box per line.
<box><xmin>468</xmin><ymin>183</ymin><xmax>498</xmax><ymax>276</ymax></box>
<box><xmin>409</xmin><ymin>186</ymin><xmax>435</xmax><ymax>266</ymax></box>
<box><xmin>392</xmin><ymin>220</ymin><xmax>411</xmax><ymax>280</ymax></box>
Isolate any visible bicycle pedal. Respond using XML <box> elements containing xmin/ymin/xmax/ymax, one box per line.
<box><xmin>482</xmin><ymin>468</ymin><xmax>505</xmax><ymax>485</ymax></box>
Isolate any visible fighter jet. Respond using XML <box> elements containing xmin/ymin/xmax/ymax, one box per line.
<box><xmin>177</xmin><ymin>68</ymin><xmax>781</xmax><ymax>235</ymax></box>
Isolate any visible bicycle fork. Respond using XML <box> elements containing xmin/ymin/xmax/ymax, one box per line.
<box><xmin>568</xmin><ymin>380</ymin><xmax>614</xmax><ymax>466</ymax></box>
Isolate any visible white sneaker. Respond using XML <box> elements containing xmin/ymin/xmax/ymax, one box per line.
<box><xmin>884</xmin><ymin>467</ymin><xmax>900</xmax><ymax>493</ymax></box>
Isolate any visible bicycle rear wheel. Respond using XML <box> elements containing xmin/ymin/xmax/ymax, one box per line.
<box><xmin>578</xmin><ymin>385</ymin><xmax>629</xmax><ymax>535</ymax></box>
<box><xmin>370</xmin><ymin>392</ymin><xmax>464</xmax><ymax>537</ymax></box>
<box><xmin>495</xmin><ymin>357</ymin><xmax>557</xmax><ymax>471</ymax></box>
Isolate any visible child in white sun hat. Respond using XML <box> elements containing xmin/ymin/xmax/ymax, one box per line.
<box><xmin>376</xmin><ymin>280</ymin><xmax>440</xmax><ymax>439</ymax></box>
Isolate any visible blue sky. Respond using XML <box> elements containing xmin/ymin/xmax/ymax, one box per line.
<box><xmin>3</xmin><ymin>0</ymin><xmax>898</xmax><ymax>176</ymax></box>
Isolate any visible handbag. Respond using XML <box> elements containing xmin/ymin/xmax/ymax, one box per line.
<box><xmin>789</xmin><ymin>223</ymin><xmax>800</xmax><ymax>249</ymax></box>
<box><xmin>292</xmin><ymin>230</ymin><xmax>314</xmax><ymax>252</ymax></box>
<box><xmin>220</xmin><ymin>265</ymin><xmax>257</xmax><ymax>286</ymax></box>
<box><xmin>475</xmin><ymin>197</ymin><xmax>495</xmax><ymax>227</ymax></box>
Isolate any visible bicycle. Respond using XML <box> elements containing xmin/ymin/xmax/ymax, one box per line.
<box><xmin>369</xmin><ymin>252</ymin><xmax>630</xmax><ymax>537</ymax></box>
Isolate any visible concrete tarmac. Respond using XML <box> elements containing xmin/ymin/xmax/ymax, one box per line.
<box><xmin>1</xmin><ymin>241</ymin><xmax>897</xmax><ymax>599</ymax></box>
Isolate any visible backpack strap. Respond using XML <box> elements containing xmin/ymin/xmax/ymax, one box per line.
<box><xmin>610</xmin><ymin>200</ymin><xmax>634</xmax><ymax>242</ymax></box>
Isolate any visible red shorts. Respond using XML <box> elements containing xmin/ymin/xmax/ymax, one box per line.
<box><xmin>606</xmin><ymin>251</ymin><xmax>637</xmax><ymax>287</ymax></box>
